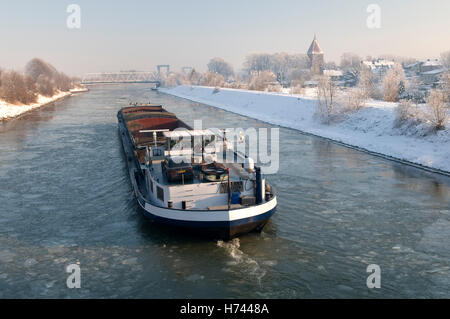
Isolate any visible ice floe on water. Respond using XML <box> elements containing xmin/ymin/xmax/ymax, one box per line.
<box><xmin>122</xmin><ymin>257</ymin><xmax>138</xmax><ymax>265</ymax></box>
<box><xmin>417</xmin><ymin>218</ymin><xmax>450</xmax><ymax>257</ymax></box>
<box><xmin>185</xmin><ymin>274</ymin><xmax>205</xmax><ymax>282</ymax></box>
<box><xmin>0</xmin><ymin>250</ymin><xmax>15</xmax><ymax>263</ymax></box>
<box><xmin>24</xmin><ymin>258</ymin><xmax>38</xmax><ymax>267</ymax></box>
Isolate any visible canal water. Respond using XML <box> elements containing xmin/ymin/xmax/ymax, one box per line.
<box><xmin>0</xmin><ymin>84</ymin><xmax>449</xmax><ymax>298</ymax></box>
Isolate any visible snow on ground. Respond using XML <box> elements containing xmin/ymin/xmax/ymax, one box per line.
<box><xmin>0</xmin><ymin>91</ymin><xmax>71</xmax><ymax>121</ymax></box>
<box><xmin>160</xmin><ymin>85</ymin><xmax>450</xmax><ymax>173</ymax></box>
<box><xmin>69</xmin><ymin>87</ymin><xmax>89</xmax><ymax>93</ymax></box>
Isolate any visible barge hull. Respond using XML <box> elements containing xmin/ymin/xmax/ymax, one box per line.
<box><xmin>137</xmin><ymin>199</ymin><xmax>276</xmax><ymax>239</ymax></box>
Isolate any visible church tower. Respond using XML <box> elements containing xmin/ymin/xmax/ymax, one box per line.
<box><xmin>307</xmin><ymin>35</ymin><xmax>324</xmax><ymax>74</ymax></box>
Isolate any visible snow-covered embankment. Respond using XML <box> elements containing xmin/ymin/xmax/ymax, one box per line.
<box><xmin>160</xmin><ymin>85</ymin><xmax>450</xmax><ymax>174</ymax></box>
<box><xmin>0</xmin><ymin>91</ymin><xmax>72</xmax><ymax>121</ymax></box>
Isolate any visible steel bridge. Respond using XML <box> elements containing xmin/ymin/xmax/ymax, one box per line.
<box><xmin>81</xmin><ymin>72</ymin><xmax>160</xmax><ymax>85</ymax></box>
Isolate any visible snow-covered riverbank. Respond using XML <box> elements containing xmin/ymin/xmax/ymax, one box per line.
<box><xmin>160</xmin><ymin>85</ymin><xmax>450</xmax><ymax>174</ymax></box>
<box><xmin>0</xmin><ymin>91</ymin><xmax>72</xmax><ymax>121</ymax></box>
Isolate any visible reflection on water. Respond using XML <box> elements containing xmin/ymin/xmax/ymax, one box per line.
<box><xmin>0</xmin><ymin>84</ymin><xmax>449</xmax><ymax>298</ymax></box>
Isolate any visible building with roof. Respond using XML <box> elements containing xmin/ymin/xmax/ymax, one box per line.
<box><xmin>404</xmin><ymin>58</ymin><xmax>444</xmax><ymax>88</ymax></box>
<box><xmin>361</xmin><ymin>59</ymin><xmax>395</xmax><ymax>77</ymax></box>
<box><xmin>404</xmin><ymin>58</ymin><xmax>442</xmax><ymax>75</ymax></box>
<box><xmin>307</xmin><ymin>35</ymin><xmax>324</xmax><ymax>74</ymax></box>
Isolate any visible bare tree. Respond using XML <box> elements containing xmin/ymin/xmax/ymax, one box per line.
<box><xmin>394</xmin><ymin>100</ymin><xmax>422</xmax><ymax>127</ymax></box>
<box><xmin>290</xmin><ymin>79</ymin><xmax>304</xmax><ymax>94</ymax></box>
<box><xmin>358</xmin><ymin>66</ymin><xmax>376</xmax><ymax>99</ymax></box>
<box><xmin>164</xmin><ymin>73</ymin><xmax>179</xmax><ymax>87</ymax></box>
<box><xmin>440</xmin><ymin>50</ymin><xmax>450</xmax><ymax>70</ymax></box>
<box><xmin>207</xmin><ymin>58</ymin><xmax>234</xmax><ymax>80</ymax></box>
<box><xmin>244</xmin><ymin>54</ymin><xmax>272</xmax><ymax>75</ymax></box>
<box><xmin>317</xmin><ymin>76</ymin><xmax>337</xmax><ymax>123</ymax></box>
<box><xmin>36</xmin><ymin>74</ymin><xmax>55</xmax><ymax>97</ymax></box>
<box><xmin>270</xmin><ymin>53</ymin><xmax>289</xmax><ymax>83</ymax></box>
<box><xmin>200</xmin><ymin>72</ymin><xmax>225</xmax><ymax>87</ymax></box>
<box><xmin>24</xmin><ymin>75</ymin><xmax>37</xmax><ymax>97</ymax></box>
<box><xmin>426</xmin><ymin>89</ymin><xmax>448</xmax><ymax>130</ymax></box>
<box><xmin>247</xmin><ymin>71</ymin><xmax>275</xmax><ymax>91</ymax></box>
<box><xmin>189</xmin><ymin>68</ymin><xmax>201</xmax><ymax>85</ymax></box>
<box><xmin>55</xmin><ymin>72</ymin><xmax>73</xmax><ymax>91</ymax></box>
<box><xmin>25</xmin><ymin>58</ymin><xmax>75</xmax><ymax>93</ymax></box>
<box><xmin>25</xmin><ymin>58</ymin><xmax>57</xmax><ymax>82</ymax></box>
<box><xmin>267</xmin><ymin>83</ymin><xmax>282</xmax><ymax>92</ymax></box>
<box><xmin>340</xmin><ymin>52</ymin><xmax>361</xmax><ymax>72</ymax></box>
<box><xmin>441</xmin><ymin>71</ymin><xmax>450</xmax><ymax>102</ymax></box>
<box><xmin>0</xmin><ymin>71</ymin><xmax>37</xmax><ymax>104</ymax></box>
<box><xmin>382</xmin><ymin>63</ymin><xmax>406</xmax><ymax>102</ymax></box>
<box><xmin>0</xmin><ymin>58</ymin><xmax>76</xmax><ymax>106</ymax></box>
<box><xmin>323</xmin><ymin>61</ymin><xmax>338</xmax><ymax>70</ymax></box>
<box><xmin>244</xmin><ymin>52</ymin><xmax>309</xmax><ymax>84</ymax></box>
<box><xmin>347</xmin><ymin>88</ymin><xmax>365</xmax><ymax>111</ymax></box>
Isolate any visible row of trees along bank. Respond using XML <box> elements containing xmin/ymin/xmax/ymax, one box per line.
<box><xmin>0</xmin><ymin>58</ymin><xmax>79</xmax><ymax>105</ymax></box>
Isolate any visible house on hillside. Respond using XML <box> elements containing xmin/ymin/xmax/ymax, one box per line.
<box><xmin>323</xmin><ymin>69</ymin><xmax>343</xmax><ymax>81</ymax></box>
<box><xmin>404</xmin><ymin>58</ymin><xmax>444</xmax><ymax>88</ymax></box>
<box><xmin>404</xmin><ymin>59</ymin><xmax>442</xmax><ymax>75</ymax></box>
<box><xmin>421</xmin><ymin>68</ymin><xmax>445</xmax><ymax>87</ymax></box>
<box><xmin>362</xmin><ymin>59</ymin><xmax>395</xmax><ymax>79</ymax></box>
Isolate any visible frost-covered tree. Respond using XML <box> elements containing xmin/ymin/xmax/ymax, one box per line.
<box><xmin>244</xmin><ymin>53</ymin><xmax>308</xmax><ymax>83</ymax></box>
<box><xmin>426</xmin><ymin>89</ymin><xmax>448</xmax><ymax>130</ymax></box>
<box><xmin>323</xmin><ymin>61</ymin><xmax>338</xmax><ymax>70</ymax></box>
<box><xmin>394</xmin><ymin>100</ymin><xmax>421</xmax><ymax>128</ymax></box>
<box><xmin>189</xmin><ymin>68</ymin><xmax>201</xmax><ymax>85</ymax></box>
<box><xmin>247</xmin><ymin>71</ymin><xmax>275</xmax><ymax>91</ymax></box>
<box><xmin>317</xmin><ymin>76</ymin><xmax>337</xmax><ymax>123</ymax></box>
<box><xmin>439</xmin><ymin>51</ymin><xmax>450</xmax><ymax>70</ymax></box>
<box><xmin>200</xmin><ymin>72</ymin><xmax>225</xmax><ymax>87</ymax></box>
<box><xmin>382</xmin><ymin>64</ymin><xmax>406</xmax><ymax>102</ymax></box>
<box><xmin>274</xmin><ymin>53</ymin><xmax>309</xmax><ymax>83</ymax></box>
<box><xmin>244</xmin><ymin>54</ymin><xmax>272</xmax><ymax>75</ymax></box>
<box><xmin>340</xmin><ymin>52</ymin><xmax>361</xmax><ymax>72</ymax></box>
<box><xmin>207</xmin><ymin>58</ymin><xmax>234</xmax><ymax>80</ymax></box>
<box><xmin>346</xmin><ymin>88</ymin><xmax>366</xmax><ymax>111</ymax></box>
<box><xmin>270</xmin><ymin>53</ymin><xmax>289</xmax><ymax>82</ymax></box>
<box><xmin>441</xmin><ymin>71</ymin><xmax>450</xmax><ymax>102</ymax></box>
<box><xmin>164</xmin><ymin>73</ymin><xmax>179</xmax><ymax>87</ymax></box>
<box><xmin>357</xmin><ymin>66</ymin><xmax>376</xmax><ymax>99</ymax></box>
<box><xmin>377</xmin><ymin>54</ymin><xmax>417</xmax><ymax>67</ymax></box>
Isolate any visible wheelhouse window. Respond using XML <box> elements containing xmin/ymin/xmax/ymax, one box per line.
<box><xmin>157</xmin><ymin>186</ymin><xmax>164</xmax><ymax>202</ymax></box>
<box><xmin>152</xmin><ymin>148</ymin><xmax>162</xmax><ymax>157</ymax></box>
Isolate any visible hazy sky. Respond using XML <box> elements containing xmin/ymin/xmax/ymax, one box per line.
<box><xmin>0</xmin><ymin>0</ymin><xmax>449</xmax><ymax>76</ymax></box>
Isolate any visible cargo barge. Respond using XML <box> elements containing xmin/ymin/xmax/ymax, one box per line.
<box><xmin>117</xmin><ymin>103</ymin><xmax>277</xmax><ymax>239</ymax></box>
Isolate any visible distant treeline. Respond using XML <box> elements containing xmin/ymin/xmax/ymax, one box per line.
<box><xmin>0</xmin><ymin>58</ymin><xmax>79</xmax><ymax>105</ymax></box>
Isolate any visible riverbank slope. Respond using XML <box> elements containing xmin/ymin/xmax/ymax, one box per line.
<box><xmin>0</xmin><ymin>91</ymin><xmax>73</xmax><ymax>121</ymax></box>
<box><xmin>160</xmin><ymin>85</ymin><xmax>450</xmax><ymax>174</ymax></box>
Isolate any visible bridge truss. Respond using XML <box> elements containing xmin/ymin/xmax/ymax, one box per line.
<box><xmin>81</xmin><ymin>72</ymin><xmax>160</xmax><ymax>85</ymax></box>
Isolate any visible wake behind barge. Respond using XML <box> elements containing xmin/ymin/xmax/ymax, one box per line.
<box><xmin>117</xmin><ymin>104</ymin><xmax>277</xmax><ymax>239</ymax></box>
